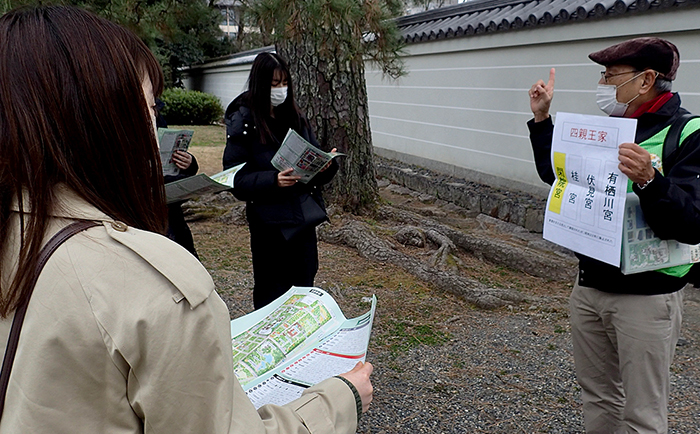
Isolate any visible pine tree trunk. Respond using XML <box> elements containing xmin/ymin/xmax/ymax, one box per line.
<box><xmin>278</xmin><ymin>37</ymin><xmax>378</xmax><ymax>214</ymax></box>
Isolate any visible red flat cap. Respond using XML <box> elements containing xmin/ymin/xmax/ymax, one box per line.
<box><xmin>589</xmin><ymin>37</ymin><xmax>680</xmax><ymax>80</ymax></box>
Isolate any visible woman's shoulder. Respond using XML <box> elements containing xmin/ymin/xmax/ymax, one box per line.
<box><xmin>225</xmin><ymin>97</ymin><xmax>255</xmax><ymax>139</ymax></box>
<box><xmin>225</xmin><ymin>92</ymin><xmax>252</xmax><ymax>122</ymax></box>
<box><xmin>63</xmin><ymin>222</ymin><xmax>215</xmax><ymax>310</ymax></box>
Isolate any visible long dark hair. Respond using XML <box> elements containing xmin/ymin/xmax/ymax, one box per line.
<box><xmin>246</xmin><ymin>52</ymin><xmax>304</xmax><ymax>144</ymax></box>
<box><xmin>0</xmin><ymin>6</ymin><xmax>166</xmax><ymax>317</ymax></box>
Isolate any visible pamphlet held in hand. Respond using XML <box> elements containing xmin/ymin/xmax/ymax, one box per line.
<box><xmin>165</xmin><ymin>163</ymin><xmax>245</xmax><ymax>204</ymax></box>
<box><xmin>230</xmin><ymin>286</ymin><xmax>376</xmax><ymax>408</ymax></box>
<box><xmin>158</xmin><ymin>128</ymin><xmax>194</xmax><ymax>177</ymax></box>
<box><xmin>620</xmin><ymin>193</ymin><xmax>700</xmax><ymax>274</ymax></box>
<box><xmin>271</xmin><ymin>129</ymin><xmax>344</xmax><ymax>183</ymax></box>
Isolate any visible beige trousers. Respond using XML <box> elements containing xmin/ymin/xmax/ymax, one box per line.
<box><xmin>569</xmin><ymin>281</ymin><xmax>682</xmax><ymax>434</ymax></box>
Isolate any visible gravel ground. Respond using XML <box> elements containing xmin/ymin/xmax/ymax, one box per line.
<box><xmin>190</xmin><ymin>207</ymin><xmax>700</xmax><ymax>434</ymax></box>
<box><xmin>357</xmin><ymin>294</ymin><xmax>700</xmax><ymax>434</ymax></box>
<box><xmin>184</xmin><ymin>145</ymin><xmax>700</xmax><ymax>433</ymax></box>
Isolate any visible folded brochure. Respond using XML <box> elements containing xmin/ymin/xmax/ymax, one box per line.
<box><xmin>271</xmin><ymin>129</ymin><xmax>344</xmax><ymax>183</ymax></box>
<box><xmin>164</xmin><ymin>163</ymin><xmax>245</xmax><ymax>204</ymax></box>
<box><xmin>230</xmin><ymin>286</ymin><xmax>376</xmax><ymax>408</ymax></box>
<box><xmin>621</xmin><ymin>192</ymin><xmax>700</xmax><ymax>274</ymax></box>
<box><xmin>158</xmin><ymin>128</ymin><xmax>194</xmax><ymax>177</ymax></box>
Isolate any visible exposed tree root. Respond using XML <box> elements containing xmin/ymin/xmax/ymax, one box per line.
<box><xmin>193</xmin><ymin>192</ymin><xmax>575</xmax><ymax>307</ymax></box>
<box><xmin>394</xmin><ymin>226</ymin><xmax>463</xmax><ymax>272</ymax></box>
<box><xmin>319</xmin><ymin>220</ymin><xmax>524</xmax><ymax>309</ymax></box>
<box><xmin>377</xmin><ymin>206</ymin><xmax>576</xmax><ymax>281</ymax></box>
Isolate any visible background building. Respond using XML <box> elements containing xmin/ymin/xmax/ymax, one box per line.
<box><xmin>215</xmin><ymin>0</ymin><xmax>243</xmax><ymax>38</ymax></box>
<box><xmin>183</xmin><ymin>0</ymin><xmax>700</xmax><ymax>197</ymax></box>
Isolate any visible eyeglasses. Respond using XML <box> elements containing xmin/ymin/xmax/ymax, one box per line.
<box><xmin>600</xmin><ymin>70</ymin><xmax>639</xmax><ymax>84</ymax></box>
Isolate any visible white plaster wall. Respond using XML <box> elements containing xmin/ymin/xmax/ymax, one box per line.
<box><xmin>182</xmin><ymin>8</ymin><xmax>700</xmax><ymax>195</ymax></box>
<box><xmin>366</xmin><ymin>8</ymin><xmax>700</xmax><ymax>194</ymax></box>
<box><xmin>183</xmin><ymin>63</ymin><xmax>252</xmax><ymax>110</ymax></box>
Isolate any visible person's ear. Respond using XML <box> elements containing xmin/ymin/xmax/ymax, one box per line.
<box><xmin>639</xmin><ymin>70</ymin><xmax>658</xmax><ymax>95</ymax></box>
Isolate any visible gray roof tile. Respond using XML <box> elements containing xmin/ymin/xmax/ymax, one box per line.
<box><xmin>396</xmin><ymin>0</ymin><xmax>700</xmax><ymax>42</ymax></box>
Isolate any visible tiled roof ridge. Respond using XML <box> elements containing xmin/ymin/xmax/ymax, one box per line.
<box><xmin>397</xmin><ymin>0</ymin><xmax>528</xmax><ymax>26</ymax></box>
<box><xmin>397</xmin><ymin>0</ymin><xmax>700</xmax><ymax>43</ymax></box>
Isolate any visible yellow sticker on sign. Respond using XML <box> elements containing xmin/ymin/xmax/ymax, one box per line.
<box><xmin>548</xmin><ymin>152</ymin><xmax>567</xmax><ymax>214</ymax></box>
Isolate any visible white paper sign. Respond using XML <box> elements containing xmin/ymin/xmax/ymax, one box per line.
<box><xmin>543</xmin><ymin>112</ymin><xmax>637</xmax><ymax>266</ymax></box>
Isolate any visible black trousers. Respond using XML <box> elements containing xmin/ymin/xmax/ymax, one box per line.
<box><xmin>249</xmin><ymin>223</ymin><xmax>319</xmax><ymax>309</ymax></box>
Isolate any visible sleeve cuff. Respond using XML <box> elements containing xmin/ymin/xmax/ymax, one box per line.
<box><xmin>334</xmin><ymin>376</ymin><xmax>362</xmax><ymax>424</ymax></box>
<box><xmin>527</xmin><ymin>115</ymin><xmax>553</xmax><ymax>134</ymax></box>
<box><xmin>632</xmin><ymin>169</ymin><xmax>668</xmax><ymax>199</ymax></box>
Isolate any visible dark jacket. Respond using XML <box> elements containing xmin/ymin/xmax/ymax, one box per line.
<box><xmin>528</xmin><ymin>93</ymin><xmax>700</xmax><ymax>295</ymax></box>
<box><xmin>160</xmin><ymin>103</ymin><xmax>199</xmax><ymax>258</ymax></box>
<box><xmin>223</xmin><ymin>92</ymin><xmax>338</xmax><ymax>228</ymax></box>
<box><xmin>164</xmin><ymin>156</ymin><xmax>199</xmax><ymax>185</ymax></box>
<box><xmin>164</xmin><ymin>155</ymin><xmax>199</xmax><ymax>258</ymax></box>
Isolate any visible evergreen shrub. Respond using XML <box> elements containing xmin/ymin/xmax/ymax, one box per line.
<box><xmin>160</xmin><ymin>88</ymin><xmax>224</xmax><ymax>125</ymax></box>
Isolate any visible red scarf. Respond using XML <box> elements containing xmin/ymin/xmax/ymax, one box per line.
<box><xmin>629</xmin><ymin>92</ymin><xmax>673</xmax><ymax>118</ymax></box>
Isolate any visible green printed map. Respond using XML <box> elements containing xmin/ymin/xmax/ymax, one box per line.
<box><xmin>232</xmin><ymin>294</ymin><xmax>332</xmax><ymax>384</ymax></box>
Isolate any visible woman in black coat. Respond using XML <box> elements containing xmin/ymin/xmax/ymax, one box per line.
<box><xmin>157</xmin><ymin>99</ymin><xmax>199</xmax><ymax>259</ymax></box>
<box><xmin>223</xmin><ymin>52</ymin><xmax>338</xmax><ymax>309</ymax></box>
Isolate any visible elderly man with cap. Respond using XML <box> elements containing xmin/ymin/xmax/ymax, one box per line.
<box><xmin>527</xmin><ymin>37</ymin><xmax>700</xmax><ymax>434</ymax></box>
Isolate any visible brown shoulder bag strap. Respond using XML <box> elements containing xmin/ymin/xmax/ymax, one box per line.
<box><xmin>0</xmin><ymin>219</ymin><xmax>100</xmax><ymax>417</ymax></box>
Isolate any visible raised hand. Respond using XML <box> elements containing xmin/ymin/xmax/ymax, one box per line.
<box><xmin>529</xmin><ymin>68</ymin><xmax>555</xmax><ymax>122</ymax></box>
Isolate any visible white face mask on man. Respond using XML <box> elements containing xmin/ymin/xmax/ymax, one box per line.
<box><xmin>270</xmin><ymin>86</ymin><xmax>288</xmax><ymax>107</ymax></box>
<box><xmin>595</xmin><ymin>71</ymin><xmax>644</xmax><ymax>117</ymax></box>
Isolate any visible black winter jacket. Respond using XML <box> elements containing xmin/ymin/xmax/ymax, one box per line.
<box><xmin>528</xmin><ymin>93</ymin><xmax>700</xmax><ymax>295</ymax></box>
<box><xmin>223</xmin><ymin>92</ymin><xmax>338</xmax><ymax>228</ymax></box>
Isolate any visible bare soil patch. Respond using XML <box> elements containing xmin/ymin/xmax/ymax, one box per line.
<box><xmin>188</xmin><ymin>144</ymin><xmax>225</xmax><ymax>176</ymax></box>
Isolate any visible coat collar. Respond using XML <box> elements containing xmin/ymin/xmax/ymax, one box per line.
<box><xmin>636</xmin><ymin>92</ymin><xmax>684</xmax><ymax>123</ymax></box>
<box><xmin>11</xmin><ymin>184</ymin><xmax>114</xmax><ymax>223</ymax></box>
<box><xmin>635</xmin><ymin>93</ymin><xmax>689</xmax><ymax>144</ymax></box>
<box><xmin>11</xmin><ymin>184</ymin><xmax>214</xmax><ymax>309</ymax></box>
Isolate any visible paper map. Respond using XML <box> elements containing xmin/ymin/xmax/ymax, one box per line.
<box><xmin>230</xmin><ymin>286</ymin><xmax>376</xmax><ymax>408</ymax></box>
<box><xmin>621</xmin><ymin>193</ymin><xmax>700</xmax><ymax>274</ymax></box>
<box><xmin>164</xmin><ymin>163</ymin><xmax>244</xmax><ymax>204</ymax></box>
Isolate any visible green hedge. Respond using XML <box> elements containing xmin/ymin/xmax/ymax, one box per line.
<box><xmin>160</xmin><ymin>88</ymin><xmax>224</xmax><ymax>125</ymax></box>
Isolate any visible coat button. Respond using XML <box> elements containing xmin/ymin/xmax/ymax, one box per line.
<box><xmin>227</xmin><ymin>135</ymin><xmax>230</xmax><ymax>139</ymax></box>
<box><xmin>111</xmin><ymin>221</ymin><xmax>128</xmax><ymax>232</ymax></box>
<box><xmin>243</xmin><ymin>131</ymin><xmax>247</xmax><ymax>135</ymax></box>
<box><xmin>244</xmin><ymin>123</ymin><xmax>248</xmax><ymax>127</ymax></box>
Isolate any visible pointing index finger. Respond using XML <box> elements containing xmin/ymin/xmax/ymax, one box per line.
<box><xmin>547</xmin><ymin>68</ymin><xmax>556</xmax><ymax>88</ymax></box>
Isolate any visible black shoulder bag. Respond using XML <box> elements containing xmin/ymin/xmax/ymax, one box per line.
<box><xmin>0</xmin><ymin>220</ymin><xmax>100</xmax><ymax>417</ymax></box>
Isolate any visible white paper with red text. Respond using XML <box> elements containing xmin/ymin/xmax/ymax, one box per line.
<box><xmin>543</xmin><ymin>112</ymin><xmax>636</xmax><ymax>266</ymax></box>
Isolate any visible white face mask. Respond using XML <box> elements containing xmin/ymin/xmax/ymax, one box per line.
<box><xmin>596</xmin><ymin>71</ymin><xmax>644</xmax><ymax>117</ymax></box>
<box><xmin>270</xmin><ymin>86</ymin><xmax>288</xmax><ymax>107</ymax></box>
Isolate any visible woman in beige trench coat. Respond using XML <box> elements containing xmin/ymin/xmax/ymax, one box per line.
<box><xmin>0</xmin><ymin>6</ymin><xmax>372</xmax><ymax>434</ymax></box>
